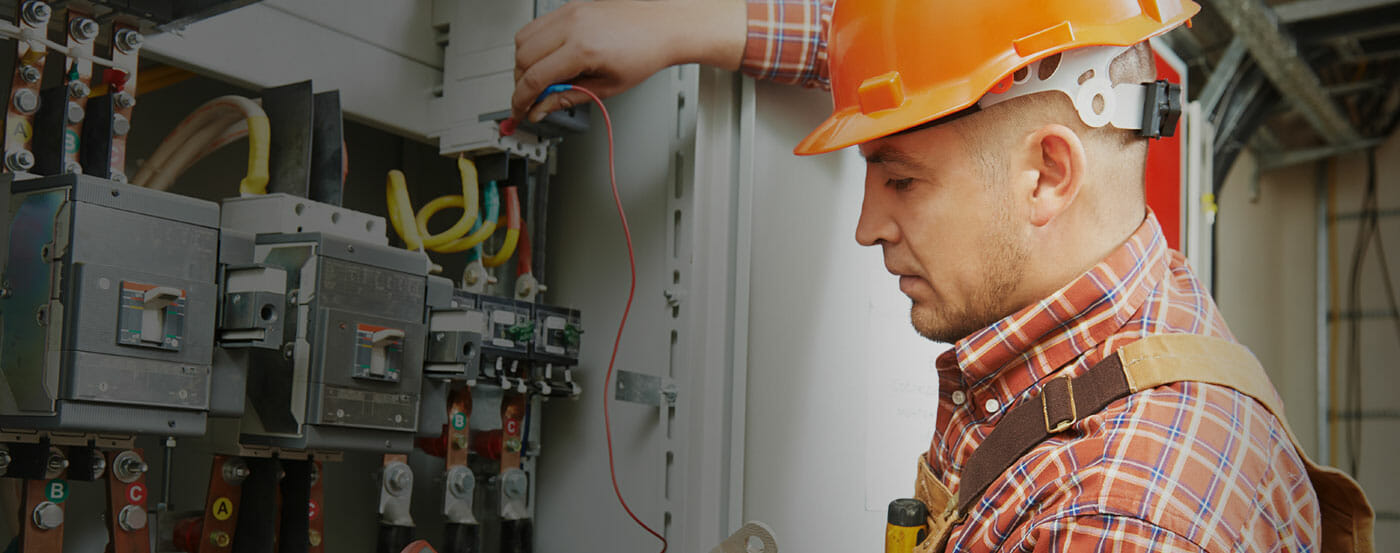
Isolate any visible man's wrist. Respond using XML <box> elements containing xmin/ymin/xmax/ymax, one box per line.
<box><xmin>669</xmin><ymin>0</ymin><xmax>748</xmax><ymax>72</ymax></box>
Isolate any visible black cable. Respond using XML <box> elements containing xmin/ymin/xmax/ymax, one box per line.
<box><xmin>1343</xmin><ymin>148</ymin><xmax>1384</xmax><ymax>477</ymax></box>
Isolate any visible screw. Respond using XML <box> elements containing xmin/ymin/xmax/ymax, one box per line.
<box><xmin>66</xmin><ymin>103</ymin><xmax>85</xmax><ymax>125</ymax></box>
<box><xmin>111</xmin><ymin>171</ymin><xmax>127</xmax><ymax>184</ymax></box>
<box><xmin>7</xmin><ymin>149</ymin><xmax>35</xmax><ymax>172</ymax></box>
<box><xmin>502</xmin><ymin>470</ymin><xmax>527</xmax><ymax>499</ymax></box>
<box><xmin>346</xmin><ymin>244</ymin><xmax>355</xmax><ymax>253</ymax></box>
<box><xmin>448</xmin><ymin>468</ymin><xmax>473</xmax><ymax>497</ymax></box>
<box><xmin>210</xmin><ymin>530</ymin><xmax>231</xmax><ymax>547</ymax></box>
<box><xmin>113</xmin><ymin>114</ymin><xmax>131</xmax><ymax>137</ymax></box>
<box><xmin>63</xmin><ymin>161</ymin><xmax>81</xmax><ymax>175</ymax></box>
<box><xmin>19</xmin><ymin>66</ymin><xmax>40</xmax><ymax>83</ymax></box>
<box><xmin>453</xmin><ymin>435</ymin><xmax>469</xmax><ymax>450</ymax></box>
<box><xmin>117</xmin><ymin>504</ymin><xmax>146</xmax><ymax>531</ymax></box>
<box><xmin>32</xmin><ymin>501</ymin><xmax>62</xmax><ymax>530</ymax></box>
<box><xmin>68</xmin><ymin>81</ymin><xmax>90</xmax><ymax>100</ymax></box>
<box><xmin>13</xmin><ymin>89</ymin><xmax>39</xmax><ymax>114</ymax></box>
<box><xmin>46</xmin><ymin>453</ymin><xmax>68</xmax><ymax>475</ymax></box>
<box><xmin>115</xmin><ymin>29</ymin><xmax>143</xmax><ymax>52</ymax></box>
<box><xmin>308</xmin><ymin>529</ymin><xmax>322</xmax><ymax>547</ymax></box>
<box><xmin>390</xmin><ymin>471</ymin><xmax>410</xmax><ymax>492</ymax></box>
<box><xmin>114</xmin><ymin>452</ymin><xmax>147</xmax><ymax>482</ymax></box>
<box><xmin>282</xmin><ymin>343</ymin><xmax>295</xmax><ymax>359</ymax></box>
<box><xmin>114</xmin><ymin>91</ymin><xmax>136</xmax><ymax>109</ymax></box>
<box><xmin>70</xmin><ymin>18</ymin><xmax>99</xmax><ymax>41</ymax></box>
<box><xmin>221</xmin><ymin>457</ymin><xmax>250</xmax><ymax>485</ymax></box>
<box><xmin>21</xmin><ymin>2</ymin><xmax>51</xmax><ymax>27</ymax></box>
<box><xmin>89</xmin><ymin>455</ymin><xmax>106</xmax><ymax>478</ymax></box>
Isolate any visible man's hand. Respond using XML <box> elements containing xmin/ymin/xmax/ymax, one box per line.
<box><xmin>512</xmin><ymin>0</ymin><xmax>746</xmax><ymax>123</ymax></box>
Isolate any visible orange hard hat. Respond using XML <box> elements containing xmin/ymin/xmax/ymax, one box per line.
<box><xmin>794</xmin><ymin>0</ymin><xmax>1200</xmax><ymax>155</ymax></box>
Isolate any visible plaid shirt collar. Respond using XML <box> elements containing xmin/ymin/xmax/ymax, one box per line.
<box><xmin>935</xmin><ymin>212</ymin><xmax>1170</xmax><ymax>409</ymax></box>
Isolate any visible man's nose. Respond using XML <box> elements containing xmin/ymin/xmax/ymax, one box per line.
<box><xmin>855</xmin><ymin>186</ymin><xmax>896</xmax><ymax>247</ymax></box>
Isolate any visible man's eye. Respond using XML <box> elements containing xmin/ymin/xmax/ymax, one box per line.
<box><xmin>887</xmin><ymin>178</ymin><xmax>914</xmax><ymax>191</ymax></box>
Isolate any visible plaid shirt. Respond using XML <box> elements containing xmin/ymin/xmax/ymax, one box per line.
<box><xmin>740</xmin><ymin>0</ymin><xmax>833</xmax><ymax>89</ymax></box>
<box><xmin>928</xmin><ymin>213</ymin><xmax>1320</xmax><ymax>552</ymax></box>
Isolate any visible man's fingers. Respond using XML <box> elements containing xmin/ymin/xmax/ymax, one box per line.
<box><xmin>512</xmin><ymin>49</ymin><xmax>588</xmax><ymax>118</ymax></box>
<box><xmin>515</xmin><ymin>29</ymin><xmax>566</xmax><ymax>83</ymax></box>
<box><xmin>527</xmin><ymin>90</ymin><xmax>592</xmax><ymax>123</ymax></box>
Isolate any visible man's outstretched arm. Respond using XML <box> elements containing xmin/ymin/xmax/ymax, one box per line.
<box><xmin>512</xmin><ymin>0</ymin><xmax>832</xmax><ymax>124</ymax></box>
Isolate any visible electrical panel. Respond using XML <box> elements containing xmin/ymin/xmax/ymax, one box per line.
<box><xmin>0</xmin><ymin>2</ymin><xmax>609</xmax><ymax>553</ymax></box>
<box><xmin>0</xmin><ymin>173</ymin><xmax>219</xmax><ymax>436</ymax></box>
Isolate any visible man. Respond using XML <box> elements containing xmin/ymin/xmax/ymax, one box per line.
<box><xmin>513</xmin><ymin>1</ymin><xmax>1371</xmax><ymax>551</ymax></box>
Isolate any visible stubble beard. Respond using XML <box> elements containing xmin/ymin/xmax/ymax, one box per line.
<box><xmin>909</xmin><ymin>216</ymin><xmax>1028</xmax><ymax>345</ymax></box>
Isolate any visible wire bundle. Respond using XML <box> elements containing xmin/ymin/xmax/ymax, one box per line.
<box><xmin>133</xmin><ymin>95</ymin><xmax>270</xmax><ymax>194</ymax></box>
<box><xmin>386</xmin><ymin>157</ymin><xmax>520</xmax><ymax>263</ymax></box>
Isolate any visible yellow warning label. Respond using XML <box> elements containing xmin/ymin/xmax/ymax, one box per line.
<box><xmin>6</xmin><ymin>117</ymin><xmax>32</xmax><ymax>146</ymax></box>
<box><xmin>212</xmin><ymin>497</ymin><xmax>234</xmax><ymax>521</ymax></box>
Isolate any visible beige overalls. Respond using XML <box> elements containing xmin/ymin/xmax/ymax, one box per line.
<box><xmin>909</xmin><ymin>334</ymin><xmax>1374</xmax><ymax>553</ymax></box>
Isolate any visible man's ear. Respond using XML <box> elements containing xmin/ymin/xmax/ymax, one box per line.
<box><xmin>1022</xmin><ymin>124</ymin><xmax>1086</xmax><ymax>227</ymax></box>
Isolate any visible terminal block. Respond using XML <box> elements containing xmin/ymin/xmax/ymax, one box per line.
<box><xmin>218</xmin><ymin>194</ymin><xmax>430</xmax><ymax>452</ymax></box>
<box><xmin>0</xmin><ymin>174</ymin><xmax>218</xmax><ymax>435</ymax></box>
<box><xmin>476</xmin><ymin>294</ymin><xmax>533</xmax><ymax>393</ymax></box>
<box><xmin>531</xmin><ymin>304</ymin><xmax>582</xmax><ymax>399</ymax></box>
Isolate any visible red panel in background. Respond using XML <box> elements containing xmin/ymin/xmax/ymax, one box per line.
<box><xmin>1146</xmin><ymin>47</ymin><xmax>1185</xmax><ymax>251</ymax></box>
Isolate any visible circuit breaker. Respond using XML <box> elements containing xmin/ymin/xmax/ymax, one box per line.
<box><xmin>218</xmin><ymin>194</ymin><xmax>431</xmax><ymax>452</ymax></box>
<box><xmin>0</xmin><ymin>174</ymin><xmax>219</xmax><ymax>435</ymax></box>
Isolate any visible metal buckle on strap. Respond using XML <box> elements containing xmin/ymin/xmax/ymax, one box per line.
<box><xmin>1041</xmin><ymin>377</ymin><xmax>1077</xmax><ymax>433</ymax></box>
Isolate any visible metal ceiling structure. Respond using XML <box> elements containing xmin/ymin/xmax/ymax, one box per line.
<box><xmin>1164</xmin><ymin>0</ymin><xmax>1400</xmax><ymax>190</ymax></box>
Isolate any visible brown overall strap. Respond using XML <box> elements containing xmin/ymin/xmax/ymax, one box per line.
<box><xmin>953</xmin><ymin>344</ymin><xmax>1131</xmax><ymax>513</ymax></box>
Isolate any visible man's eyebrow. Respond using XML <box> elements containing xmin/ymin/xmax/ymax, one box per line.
<box><xmin>862</xmin><ymin>146</ymin><xmax>927</xmax><ymax>170</ymax></box>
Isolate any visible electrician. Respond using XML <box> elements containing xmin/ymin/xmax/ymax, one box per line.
<box><xmin>512</xmin><ymin>1</ymin><xmax>1373</xmax><ymax>551</ymax></box>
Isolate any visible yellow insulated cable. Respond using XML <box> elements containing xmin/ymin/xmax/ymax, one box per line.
<box><xmin>386</xmin><ymin>158</ymin><xmax>501</xmax><ymax>254</ymax></box>
<box><xmin>238</xmin><ymin>115</ymin><xmax>271</xmax><ymax>195</ymax></box>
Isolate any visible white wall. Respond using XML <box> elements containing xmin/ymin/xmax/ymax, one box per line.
<box><xmin>738</xmin><ymin>81</ymin><xmax>948</xmax><ymax>552</ymax></box>
<box><xmin>1216</xmin><ymin>131</ymin><xmax>1400</xmax><ymax>550</ymax></box>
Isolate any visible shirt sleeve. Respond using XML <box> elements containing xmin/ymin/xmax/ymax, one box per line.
<box><xmin>738</xmin><ymin>0</ymin><xmax>833</xmax><ymax>90</ymax></box>
<box><xmin>1020</xmin><ymin>515</ymin><xmax>1208</xmax><ymax>553</ymax></box>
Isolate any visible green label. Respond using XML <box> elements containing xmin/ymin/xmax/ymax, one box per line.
<box><xmin>45</xmin><ymin>479</ymin><xmax>68</xmax><ymax>503</ymax></box>
<box><xmin>63</xmin><ymin>129</ymin><xmax>79</xmax><ymax>155</ymax></box>
<box><xmin>451</xmin><ymin>412</ymin><xmax>467</xmax><ymax>430</ymax></box>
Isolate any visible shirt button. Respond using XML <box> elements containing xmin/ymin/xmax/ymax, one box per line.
<box><xmin>950</xmin><ymin>391</ymin><xmax>966</xmax><ymax>406</ymax></box>
<box><xmin>984</xmin><ymin>398</ymin><xmax>1001</xmax><ymax>414</ymax></box>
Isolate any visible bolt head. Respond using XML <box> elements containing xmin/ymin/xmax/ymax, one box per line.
<box><xmin>7</xmin><ymin>150</ymin><xmax>35</xmax><ymax>173</ymax></box>
<box><xmin>66</xmin><ymin>103</ymin><xmax>85</xmax><ymax>124</ymax></box>
<box><xmin>22</xmin><ymin>2</ymin><xmax>51</xmax><ymax>26</ymax></box>
<box><xmin>69</xmin><ymin>81</ymin><xmax>90</xmax><ymax>100</ymax></box>
<box><xmin>14</xmin><ymin>89</ymin><xmax>39</xmax><ymax>114</ymax></box>
<box><xmin>71</xmin><ymin>18</ymin><xmax>99</xmax><ymax>41</ymax></box>
<box><xmin>114</xmin><ymin>91</ymin><xmax>136</xmax><ymax>109</ymax></box>
<box><xmin>308</xmin><ymin>529</ymin><xmax>322</xmax><ymax>546</ymax></box>
<box><xmin>19</xmin><ymin>66</ymin><xmax>40</xmax><ymax>83</ymax></box>
<box><xmin>32</xmin><ymin>501</ymin><xmax>62</xmax><ymax>530</ymax></box>
<box><xmin>502</xmin><ymin>470</ymin><xmax>527</xmax><ymax>499</ymax></box>
<box><xmin>63</xmin><ymin>161</ymin><xmax>81</xmax><ymax>175</ymax></box>
<box><xmin>116</xmin><ymin>29</ymin><xmax>143</xmax><ymax>52</ymax></box>
<box><xmin>210</xmin><ymin>530</ymin><xmax>231</xmax><ymax>547</ymax></box>
<box><xmin>113</xmin><ymin>114</ymin><xmax>131</xmax><ymax>137</ymax></box>
<box><xmin>89</xmin><ymin>456</ymin><xmax>107</xmax><ymax>477</ymax></box>
<box><xmin>117</xmin><ymin>504</ymin><xmax>146</xmax><ymax>531</ymax></box>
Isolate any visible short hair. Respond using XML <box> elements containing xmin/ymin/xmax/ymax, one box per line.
<box><xmin>950</xmin><ymin>42</ymin><xmax>1158</xmax><ymax>193</ymax></box>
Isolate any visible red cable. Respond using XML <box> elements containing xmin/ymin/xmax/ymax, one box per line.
<box><xmin>573</xmin><ymin>85</ymin><xmax>668</xmax><ymax>553</ymax></box>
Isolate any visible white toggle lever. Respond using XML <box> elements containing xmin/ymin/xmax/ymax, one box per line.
<box><xmin>369</xmin><ymin>328</ymin><xmax>406</xmax><ymax>377</ymax></box>
<box><xmin>140</xmin><ymin>286</ymin><xmax>182</xmax><ymax>344</ymax></box>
